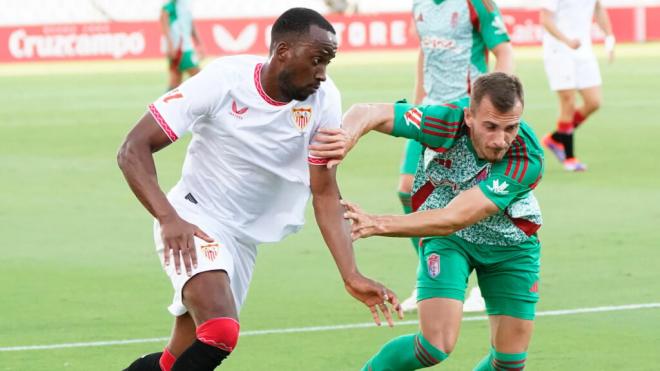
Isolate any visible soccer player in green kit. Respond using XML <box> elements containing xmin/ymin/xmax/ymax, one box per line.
<box><xmin>160</xmin><ymin>0</ymin><xmax>205</xmax><ymax>90</ymax></box>
<box><xmin>400</xmin><ymin>0</ymin><xmax>514</xmax><ymax>313</ymax></box>
<box><xmin>338</xmin><ymin>73</ymin><xmax>543</xmax><ymax>370</ymax></box>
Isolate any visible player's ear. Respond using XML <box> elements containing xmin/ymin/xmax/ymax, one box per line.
<box><xmin>463</xmin><ymin>107</ymin><xmax>473</xmax><ymax>128</ymax></box>
<box><xmin>274</xmin><ymin>41</ymin><xmax>291</xmax><ymax>62</ymax></box>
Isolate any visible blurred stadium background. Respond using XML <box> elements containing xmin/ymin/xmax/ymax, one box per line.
<box><xmin>1</xmin><ymin>1</ymin><xmax>659</xmax><ymax>370</ymax></box>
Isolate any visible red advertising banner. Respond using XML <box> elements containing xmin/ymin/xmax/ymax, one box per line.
<box><xmin>1</xmin><ymin>7</ymin><xmax>658</xmax><ymax>63</ymax></box>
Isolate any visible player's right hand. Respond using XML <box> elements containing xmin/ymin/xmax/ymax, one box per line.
<box><xmin>344</xmin><ymin>274</ymin><xmax>403</xmax><ymax>327</ymax></box>
<box><xmin>566</xmin><ymin>38</ymin><xmax>581</xmax><ymax>49</ymax></box>
<box><xmin>159</xmin><ymin>214</ymin><xmax>214</xmax><ymax>276</ymax></box>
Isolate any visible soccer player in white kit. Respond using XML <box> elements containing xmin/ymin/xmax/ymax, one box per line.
<box><xmin>118</xmin><ymin>8</ymin><xmax>401</xmax><ymax>371</ymax></box>
<box><xmin>540</xmin><ymin>0</ymin><xmax>615</xmax><ymax>171</ymax></box>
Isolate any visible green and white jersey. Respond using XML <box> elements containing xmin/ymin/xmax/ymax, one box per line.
<box><xmin>163</xmin><ymin>0</ymin><xmax>194</xmax><ymax>52</ymax></box>
<box><xmin>413</xmin><ymin>0</ymin><xmax>510</xmax><ymax>103</ymax></box>
<box><xmin>393</xmin><ymin>98</ymin><xmax>544</xmax><ymax>246</ymax></box>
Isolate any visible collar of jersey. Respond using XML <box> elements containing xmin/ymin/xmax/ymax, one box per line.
<box><xmin>254</xmin><ymin>63</ymin><xmax>291</xmax><ymax>107</ymax></box>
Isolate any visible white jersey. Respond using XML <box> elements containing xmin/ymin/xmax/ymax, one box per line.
<box><xmin>149</xmin><ymin>55</ymin><xmax>342</xmax><ymax>244</ymax></box>
<box><xmin>541</xmin><ymin>0</ymin><xmax>597</xmax><ymax>58</ymax></box>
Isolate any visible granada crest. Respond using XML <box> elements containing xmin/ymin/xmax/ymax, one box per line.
<box><xmin>200</xmin><ymin>242</ymin><xmax>220</xmax><ymax>262</ymax></box>
<box><xmin>427</xmin><ymin>253</ymin><xmax>440</xmax><ymax>278</ymax></box>
<box><xmin>291</xmin><ymin>106</ymin><xmax>313</xmax><ymax>132</ymax></box>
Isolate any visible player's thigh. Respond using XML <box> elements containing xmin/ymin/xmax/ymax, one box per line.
<box><xmin>183</xmin><ymin>270</ymin><xmax>237</xmax><ymax>324</ymax></box>
<box><xmin>400</xmin><ymin>139</ymin><xmax>423</xmax><ymax>176</ymax></box>
<box><xmin>418</xmin><ymin>297</ymin><xmax>463</xmax><ymax>353</ymax></box>
<box><xmin>417</xmin><ymin>236</ymin><xmax>472</xmax><ymax>303</ymax></box>
<box><xmin>544</xmin><ymin>52</ymin><xmax>577</xmax><ymax>92</ymax></box>
<box><xmin>474</xmin><ymin>239</ymin><xmax>540</xmax><ymax>321</ymax></box>
<box><xmin>488</xmin><ymin>315</ymin><xmax>534</xmax><ymax>353</ymax></box>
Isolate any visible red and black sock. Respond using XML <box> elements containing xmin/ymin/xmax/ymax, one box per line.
<box><xmin>551</xmin><ymin>121</ymin><xmax>575</xmax><ymax>159</ymax></box>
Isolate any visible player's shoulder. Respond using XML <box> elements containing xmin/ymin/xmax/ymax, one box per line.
<box><xmin>517</xmin><ymin>120</ymin><xmax>544</xmax><ymax>156</ymax></box>
<box><xmin>469</xmin><ymin>0</ymin><xmax>500</xmax><ymax>13</ymax></box>
<box><xmin>494</xmin><ymin>120</ymin><xmax>544</xmax><ymax>186</ymax></box>
<box><xmin>201</xmin><ymin>55</ymin><xmax>265</xmax><ymax>85</ymax></box>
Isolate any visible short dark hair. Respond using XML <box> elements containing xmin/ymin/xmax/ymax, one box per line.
<box><xmin>470</xmin><ymin>72</ymin><xmax>524</xmax><ymax>113</ymax></box>
<box><xmin>271</xmin><ymin>7</ymin><xmax>335</xmax><ymax>45</ymax></box>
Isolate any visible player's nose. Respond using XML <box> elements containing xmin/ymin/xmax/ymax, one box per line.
<box><xmin>314</xmin><ymin>66</ymin><xmax>327</xmax><ymax>82</ymax></box>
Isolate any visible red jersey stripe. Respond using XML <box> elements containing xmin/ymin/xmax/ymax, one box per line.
<box><xmin>424</xmin><ymin>121</ymin><xmax>461</xmax><ymax>133</ymax></box>
<box><xmin>422</xmin><ymin>129</ymin><xmax>459</xmax><ymax>138</ymax></box>
<box><xmin>412</xmin><ymin>181</ymin><xmax>435</xmax><ymax>212</ymax></box>
<box><xmin>517</xmin><ymin>138</ymin><xmax>529</xmax><ymax>182</ymax></box>
<box><xmin>308</xmin><ymin>156</ymin><xmax>330</xmax><ymax>165</ymax></box>
<box><xmin>148</xmin><ymin>104</ymin><xmax>178</xmax><ymax>142</ymax></box>
<box><xmin>425</xmin><ymin>116</ymin><xmax>461</xmax><ymax>127</ymax></box>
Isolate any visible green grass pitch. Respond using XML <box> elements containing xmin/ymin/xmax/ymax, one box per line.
<box><xmin>1</xmin><ymin>44</ymin><xmax>659</xmax><ymax>370</ymax></box>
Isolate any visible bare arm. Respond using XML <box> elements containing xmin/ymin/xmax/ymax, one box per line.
<box><xmin>117</xmin><ymin>113</ymin><xmax>212</xmax><ymax>275</ymax></box>
<box><xmin>540</xmin><ymin>8</ymin><xmax>580</xmax><ymax>49</ymax></box>
<box><xmin>344</xmin><ymin>186</ymin><xmax>499</xmax><ymax>239</ymax></box>
<box><xmin>491</xmin><ymin>42</ymin><xmax>515</xmax><ymax>74</ymax></box>
<box><xmin>341</xmin><ymin>103</ymin><xmax>395</xmax><ymax>151</ymax></box>
<box><xmin>413</xmin><ymin>48</ymin><xmax>426</xmax><ymax>104</ymax></box>
<box><xmin>310</xmin><ymin>165</ymin><xmax>402</xmax><ymax>326</ymax></box>
<box><xmin>594</xmin><ymin>0</ymin><xmax>615</xmax><ymax>62</ymax></box>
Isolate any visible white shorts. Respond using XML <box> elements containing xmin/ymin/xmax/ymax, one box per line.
<box><xmin>543</xmin><ymin>49</ymin><xmax>602</xmax><ymax>91</ymax></box>
<box><xmin>154</xmin><ymin>182</ymin><xmax>257</xmax><ymax>316</ymax></box>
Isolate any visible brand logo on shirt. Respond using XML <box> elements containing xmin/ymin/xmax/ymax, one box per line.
<box><xmin>530</xmin><ymin>280</ymin><xmax>539</xmax><ymax>293</ymax></box>
<box><xmin>230</xmin><ymin>100</ymin><xmax>248</xmax><ymax>118</ymax></box>
<box><xmin>163</xmin><ymin>89</ymin><xmax>183</xmax><ymax>103</ymax></box>
<box><xmin>200</xmin><ymin>242</ymin><xmax>220</xmax><ymax>262</ymax></box>
<box><xmin>487</xmin><ymin>179</ymin><xmax>509</xmax><ymax>195</ymax></box>
<box><xmin>427</xmin><ymin>253</ymin><xmax>440</xmax><ymax>278</ymax></box>
<box><xmin>291</xmin><ymin>106</ymin><xmax>312</xmax><ymax>132</ymax></box>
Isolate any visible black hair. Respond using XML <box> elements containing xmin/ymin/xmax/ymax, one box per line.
<box><xmin>471</xmin><ymin>72</ymin><xmax>524</xmax><ymax>113</ymax></box>
<box><xmin>270</xmin><ymin>7</ymin><xmax>335</xmax><ymax>47</ymax></box>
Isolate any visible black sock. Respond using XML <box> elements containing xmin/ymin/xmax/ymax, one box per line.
<box><xmin>171</xmin><ymin>340</ymin><xmax>231</xmax><ymax>371</ymax></box>
<box><xmin>551</xmin><ymin>131</ymin><xmax>575</xmax><ymax>159</ymax></box>
<box><xmin>123</xmin><ymin>352</ymin><xmax>163</xmax><ymax>371</ymax></box>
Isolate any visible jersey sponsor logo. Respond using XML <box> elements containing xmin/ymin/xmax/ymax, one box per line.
<box><xmin>201</xmin><ymin>242</ymin><xmax>220</xmax><ymax>262</ymax></box>
<box><xmin>492</xmin><ymin>16</ymin><xmax>508</xmax><ymax>35</ymax></box>
<box><xmin>421</xmin><ymin>36</ymin><xmax>456</xmax><ymax>50</ymax></box>
<box><xmin>291</xmin><ymin>106</ymin><xmax>312</xmax><ymax>132</ymax></box>
<box><xmin>404</xmin><ymin>107</ymin><xmax>422</xmax><ymax>129</ymax></box>
<box><xmin>230</xmin><ymin>100</ymin><xmax>248</xmax><ymax>118</ymax></box>
<box><xmin>487</xmin><ymin>179</ymin><xmax>510</xmax><ymax>195</ymax></box>
<box><xmin>163</xmin><ymin>89</ymin><xmax>183</xmax><ymax>103</ymax></box>
<box><xmin>427</xmin><ymin>253</ymin><xmax>440</xmax><ymax>278</ymax></box>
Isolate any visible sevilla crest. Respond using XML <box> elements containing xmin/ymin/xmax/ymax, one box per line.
<box><xmin>200</xmin><ymin>242</ymin><xmax>220</xmax><ymax>262</ymax></box>
<box><xmin>427</xmin><ymin>253</ymin><xmax>440</xmax><ymax>278</ymax></box>
<box><xmin>291</xmin><ymin>106</ymin><xmax>312</xmax><ymax>132</ymax></box>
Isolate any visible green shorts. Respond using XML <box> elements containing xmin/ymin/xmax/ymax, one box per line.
<box><xmin>170</xmin><ymin>49</ymin><xmax>199</xmax><ymax>72</ymax></box>
<box><xmin>417</xmin><ymin>234</ymin><xmax>541</xmax><ymax>320</ymax></box>
<box><xmin>399</xmin><ymin>139</ymin><xmax>423</xmax><ymax>175</ymax></box>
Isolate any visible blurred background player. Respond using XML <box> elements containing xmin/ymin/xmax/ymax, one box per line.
<box><xmin>399</xmin><ymin>0</ymin><xmax>514</xmax><ymax>313</ymax></box>
<box><xmin>161</xmin><ymin>0</ymin><xmax>205</xmax><ymax>90</ymax></box>
<box><xmin>540</xmin><ymin>0</ymin><xmax>615</xmax><ymax>171</ymax></box>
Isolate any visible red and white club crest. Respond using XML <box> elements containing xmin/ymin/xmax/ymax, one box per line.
<box><xmin>427</xmin><ymin>253</ymin><xmax>440</xmax><ymax>278</ymax></box>
<box><xmin>291</xmin><ymin>106</ymin><xmax>312</xmax><ymax>132</ymax></box>
<box><xmin>200</xmin><ymin>243</ymin><xmax>220</xmax><ymax>262</ymax></box>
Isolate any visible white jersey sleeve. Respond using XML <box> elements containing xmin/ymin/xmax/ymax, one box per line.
<box><xmin>308</xmin><ymin>78</ymin><xmax>342</xmax><ymax>166</ymax></box>
<box><xmin>148</xmin><ymin>60</ymin><xmax>228</xmax><ymax>142</ymax></box>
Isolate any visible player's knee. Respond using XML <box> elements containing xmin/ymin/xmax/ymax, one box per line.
<box><xmin>585</xmin><ymin>100</ymin><xmax>601</xmax><ymax>114</ymax></box>
<box><xmin>421</xmin><ymin>329</ymin><xmax>457</xmax><ymax>355</ymax></box>
<box><xmin>196</xmin><ymin>317</ymin><xmax>240</xmax><ymax>353</ymax></box>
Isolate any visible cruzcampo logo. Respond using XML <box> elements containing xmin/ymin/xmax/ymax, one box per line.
<box><xmin>487</xmin><ymin>179</ymin><xmax>509</xmax><ymax>195</ymax></box>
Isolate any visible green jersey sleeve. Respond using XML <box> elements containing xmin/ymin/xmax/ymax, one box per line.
<box><xmin>392</xmin><ymin>99</ymin><xmax>468</xmax><ymax>152</ymax></box>
<box><xmin>479</xmin><ymin>123</ymin><xmax>544</xmax><ymax>210</ymax></box>
<box><xmin>470</xmin><ymin>0</ymin><xmax>510</xmax><ymax>50</ymax></box>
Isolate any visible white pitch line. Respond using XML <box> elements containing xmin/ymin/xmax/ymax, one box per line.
<box><xmin>1</xmin><ymin>303</ymin><xmax>659</xmax><ymax>352</ymax></box>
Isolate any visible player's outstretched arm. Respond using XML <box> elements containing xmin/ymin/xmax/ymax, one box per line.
<box><xmin>117</xmin><ymin>112</ymin><xmax>212</xmax><ymax>276</ymax></box>
<box><xmin>343</xmin><ymin>186</ymin><xmax>499</xmax><ymax>240</ymax></box>
<box><xmin>491</xmin><ymin>42</ymin><xmax>515</xmax><ymax>74</ymax></box>
<box><xmin>309</xmin><ymin>164</ymin><xmax>403</xmax><ymax>326</ymax></box>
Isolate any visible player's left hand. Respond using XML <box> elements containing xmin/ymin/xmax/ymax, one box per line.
<box><xmin>341</xmin><ymin>200</ymin><xmax>381</xmax><ymax>240</ymax></box>
<box><xmin>344</xmin><ymin>273</ymin><xmax>403</xmax><ymax>327</ymax></box>
<box><xmin>309</xmin><ymin>128</ymin><xmax>354</xmax><ymax>168</ymax></box>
